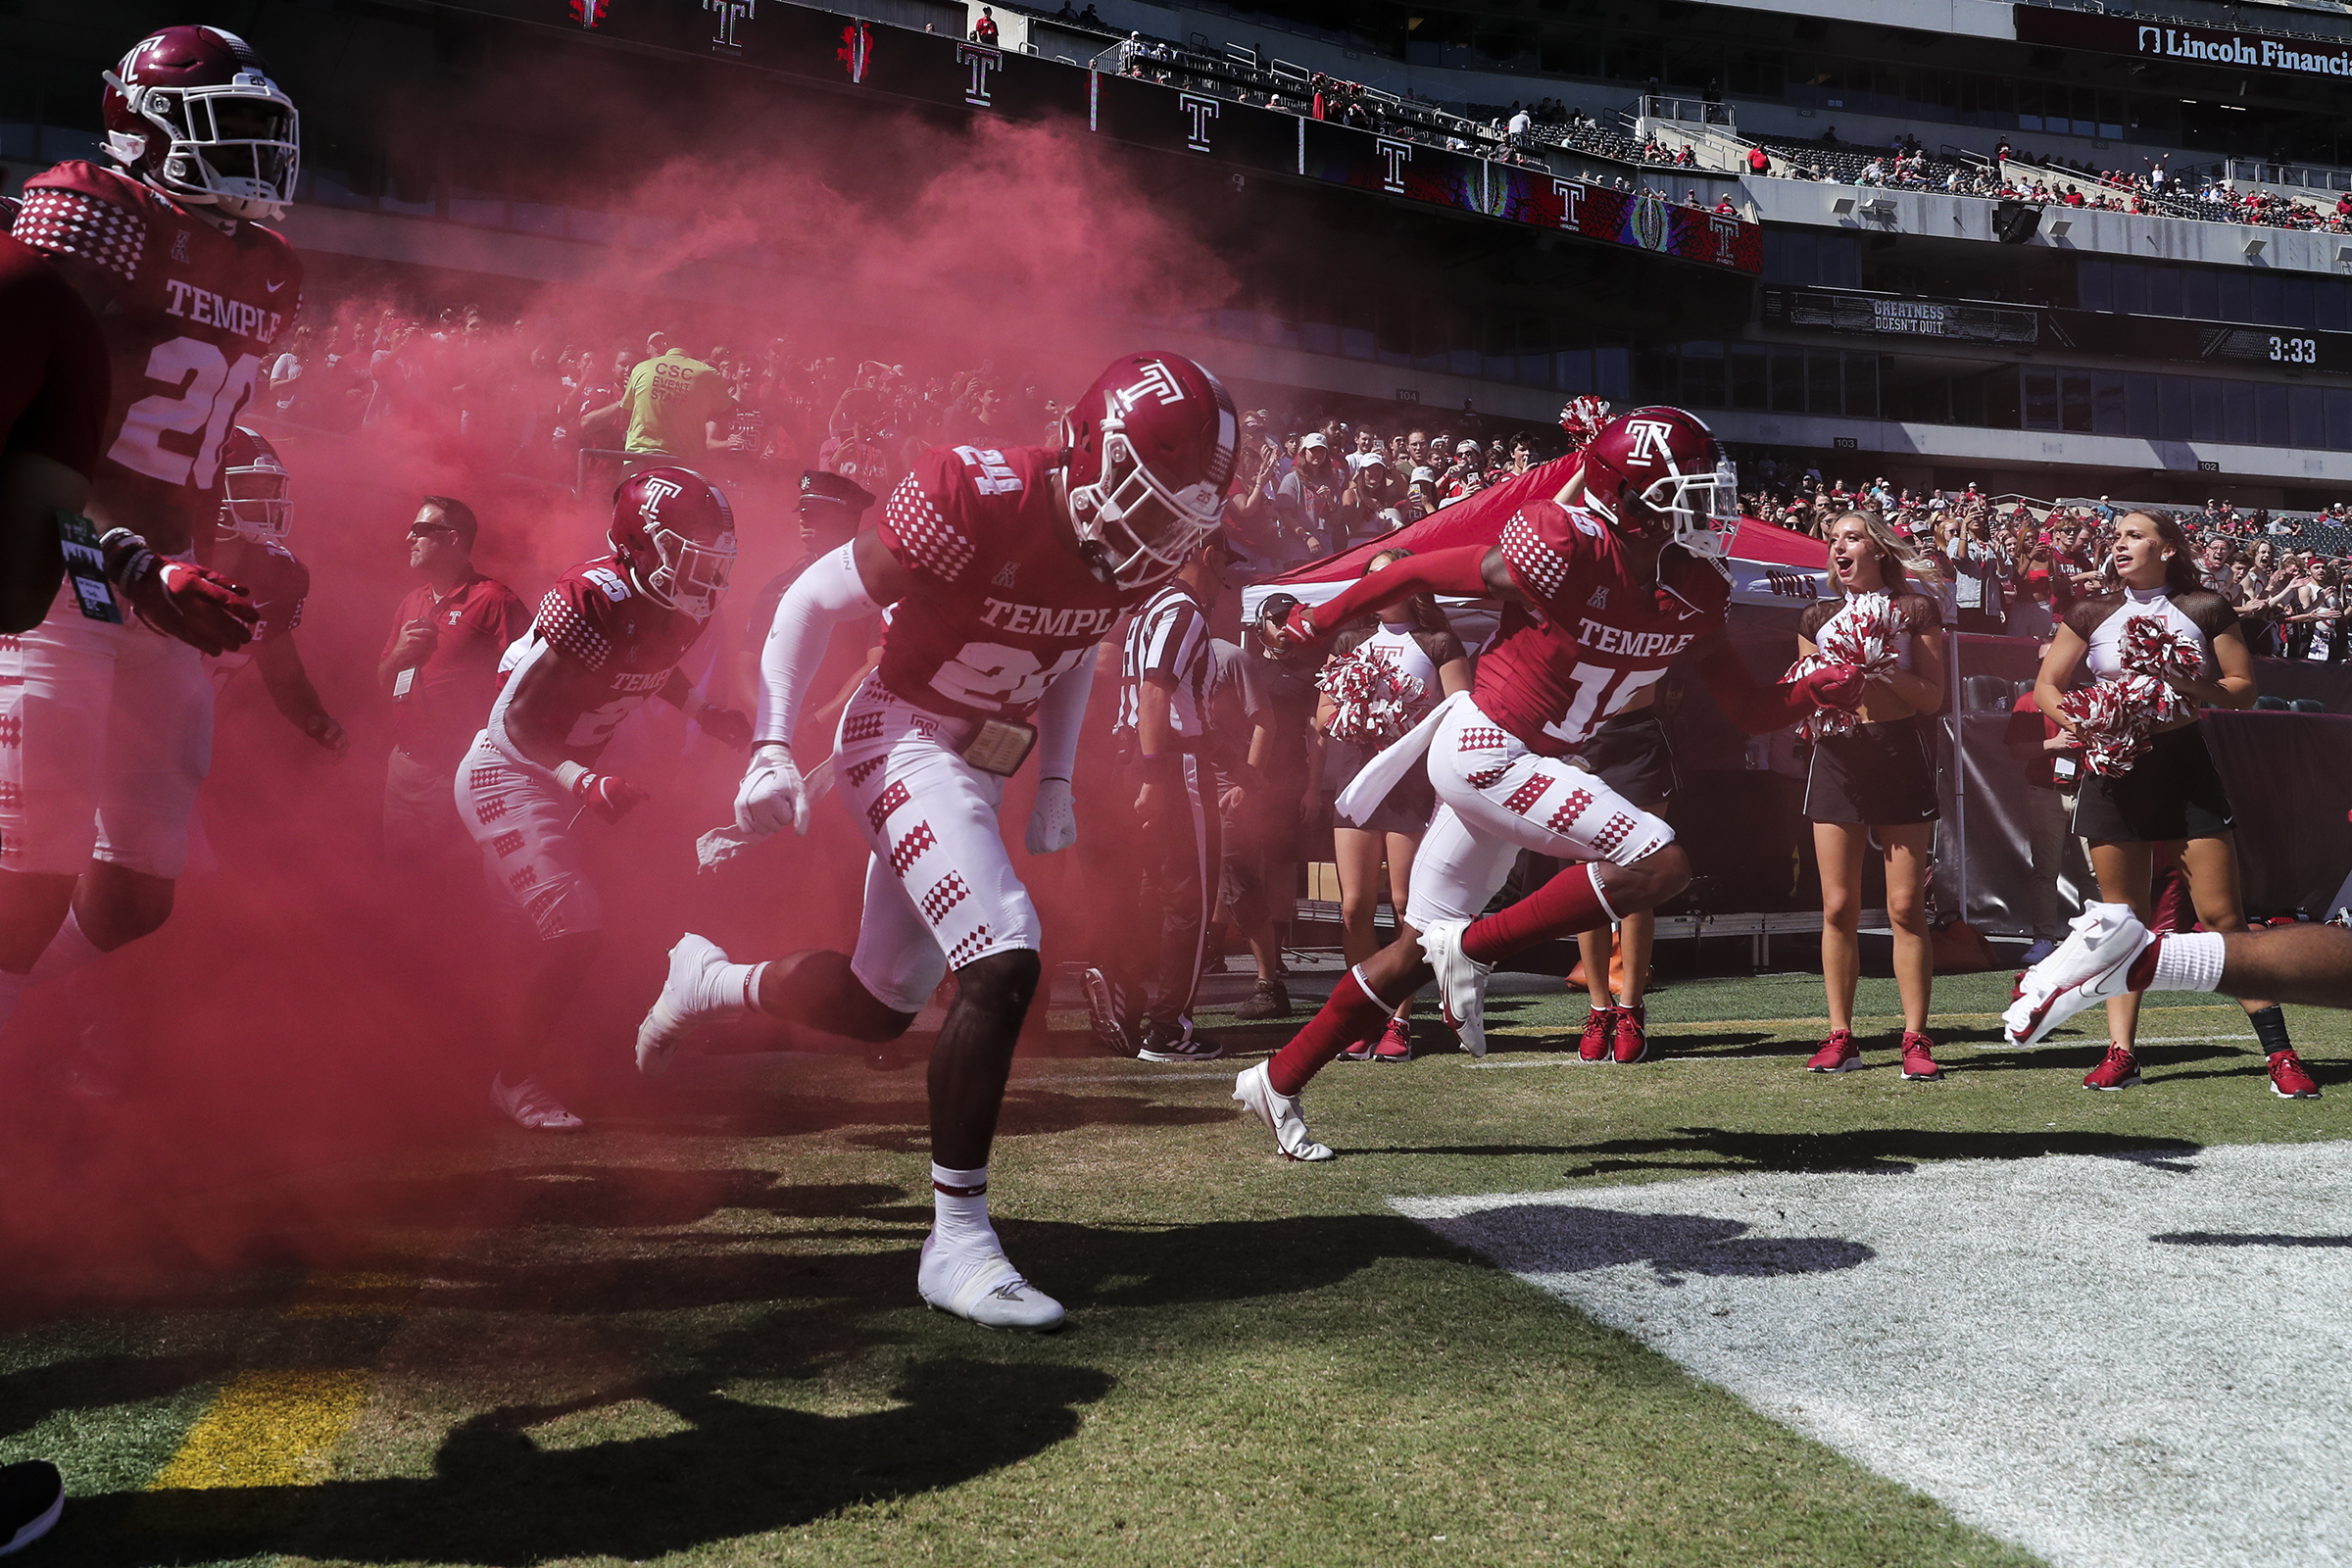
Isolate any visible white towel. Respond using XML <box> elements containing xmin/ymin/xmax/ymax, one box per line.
<box><xmin>1333</xmin><ymin>691</ymin><xmax>1469</xmax><ymax>821</ymax></box>
<box><xmin>695</xmin><ymin>754</ymin><xmax>835</xmax><ymax>871</ymax></box>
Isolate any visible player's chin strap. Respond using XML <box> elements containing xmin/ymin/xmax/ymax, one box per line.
<box><xmin>758</xmin><ymin>543</ymin><xmax>881</xmax><ymax>751</ymax></box>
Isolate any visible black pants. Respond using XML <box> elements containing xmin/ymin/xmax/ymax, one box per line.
<box><xmin>1112</xmin><ymin>754</ymin><xmax>1222</xmax><ymax>1031</ymax></box>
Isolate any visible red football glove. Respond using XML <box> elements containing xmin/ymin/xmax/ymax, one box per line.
<box><xmin>101</xmin><ymin>530</ymin><xmax>259</xmax><ymax>657</ymax></box>
<box><xmin>696</xmin><ymin>703</ymin><xmax>753</xmax><ymax>750</ymax></box>
<box><xmin>568</xmin><ymin>767</ymin><xmax>647</xmax><ymax>824</ymax></box>
<box><xmin>1279</xmin><ymin>602</ymin><xmax>1323</xmax><ymax>650</ymax></box>
<box><xmin>1800</xmin><ymin>663</ymin><xmax>1867</xmax><ymax>712</ymax></box>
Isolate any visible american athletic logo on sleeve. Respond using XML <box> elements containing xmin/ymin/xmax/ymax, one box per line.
<box><xmin>15</xmin><ymin>188</ymin><xmax>143</xmax><ymax>284</ymax></box>
<box><xmin>883</xmin><ymin>478</ymin><xmax>976</xmax><ymax>579</ymax></box>
<box><xmin>1500</xmin><ymin>512</ymin><xmax>1571</xmax><ymax>599</ymax></box>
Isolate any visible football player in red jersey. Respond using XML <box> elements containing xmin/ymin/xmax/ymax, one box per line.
<box><xmin>0</xmin><ymin>25</ymin><xmax>296</xmax><ymax>1035</ymax></box>
<box><xmin>459</xmin><ymin>467</ymin><xmax>752</xmax><ymax>1131</ymax></box>
<box><xmin>203</xmin><ymin>427</ymin><xmax>344</xmax><ymax>753</ymax></box>
<box><xmin>1233</xmin><ymin>408</ymin><xmax>1867</xmax><ymax>1159</ymax></box>
<box><xmin>634</xmin><ymin>352</ymin><xmax>1239</xmax><ymax>1329</ymax></box>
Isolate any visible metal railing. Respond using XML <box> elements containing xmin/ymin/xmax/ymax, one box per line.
<box><xmin>2223</xmin><ymin>157</ymin><xmax>2352</xmax><ymax>197</ymax></box>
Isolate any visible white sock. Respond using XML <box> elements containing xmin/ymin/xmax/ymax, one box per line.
<box><xmin>28</xmin><ymin>908</ymin><xmax>105</xmax><ymax>986</ymax></box>
<box><xmin>2149</xmin><ymin>930</ymin><xmax>2226</xmax><ymax>993</ymax></box>
<box><xmin>930</xmin><ymin>1163</ymin><xmax>996</xmax><ymax>1250</ymax></box>
<box><xmin>712</xmin><ymin>959</ymin><xmax>767</xmax><ymax>1016</ymax></box>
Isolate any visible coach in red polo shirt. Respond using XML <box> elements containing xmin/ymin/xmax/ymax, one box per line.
<box><xmin>377</xmin><ymin>496</ymin><xmax>528</xmax><ymax>894</ymax></box>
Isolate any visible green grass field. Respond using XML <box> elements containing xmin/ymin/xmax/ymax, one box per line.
<box><xmin>4</xmin><ymin>966</ymin><xmax>2343</xmax><ymax>1567</ymax></box>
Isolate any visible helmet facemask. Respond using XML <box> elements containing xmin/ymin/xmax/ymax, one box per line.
<box><xmin>647</xmin><ymin>527</ymin><xmax>737</xmax><ymax>620</ymax></box>
<box><xmin>108</xmin><ymin>71</ymin><xmax>299</xmax><ymax>219</ymax></box>
<box><xmin>1067</xmin><ymin>420</ymin><xmax>1220</xmax><ymax>589</ymax></box>
<box><xmin>1590</xmin><ymin>456</ymin><xmax>1740</xmax><ymax>560</ymax></box>
<box><xmin>218</xmin><ymin>457</ymin><xmax>291</xmax><ymax>544</ymax></box>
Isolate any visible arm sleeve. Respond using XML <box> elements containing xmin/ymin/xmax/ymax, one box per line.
<box><xmin>757</xmin><ymin>542</ymin><xmax>882</xmax><ymax>749</ymax></box>
<box><xmin>1032</xmin><ymin>644</ymin><xmax>1098</xmax><ymax>784</ymax></box>
<box><xmin>1306</xmin><ymin>545</ymin><xmax>1494</xmax><ymax>633</ymax></box>
<box><xmin>1694</xmin><ymin>640</ymin><xmax>1832</xmax><ymax>736</ymax></box>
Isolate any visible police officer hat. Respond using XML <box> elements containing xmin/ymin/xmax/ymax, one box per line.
<box><xmin>798</xmin><ymin>469</ymin><xmax>877</xmax><ymax>514</ymax></box>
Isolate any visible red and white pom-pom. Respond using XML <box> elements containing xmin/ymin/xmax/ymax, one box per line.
<box><xmin>2058</xmin><ymin>678</ymin><xmax>2156</xmax><ymax>776</ymax></box>
<box><xmin>2119</xmin><ymin>614</ymin><xmax>2202</xmax><ymax>725</ymax></box>
<box><xmin>1319</xmin><ymin>649</ymin><xmax>1426</xmax><ymax>746</ymax></box>
<box><xmin>1558</xmin><ymin>396</ymin><xmax>1613</xmax><ymax>452</ymax></box>
<box><xmin>1785</xmin><ymin>594</ymin><xmax>1900</xmax><ymax>741</ymax></box>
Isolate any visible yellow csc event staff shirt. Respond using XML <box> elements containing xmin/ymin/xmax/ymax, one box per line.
<box><xmin>624</xmin><ymin>351</ymin><xmax>735</xmax><ymax>456</ymax></box>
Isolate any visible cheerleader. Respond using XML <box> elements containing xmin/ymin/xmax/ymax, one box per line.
<box><xmin>2010</xmin><ymin>510</ymin><xmax>2301</xmax><ymax>1094</ymax></box>
<box><xmin>1796</xmin><ymin>513</ymin><xmax>1948</xmax><ymax>1080</ymax></box>
<box><xmin>1307</xmin><ymin>549</ymin><xmax>1471</xmax><ymax>1061</ymax></box>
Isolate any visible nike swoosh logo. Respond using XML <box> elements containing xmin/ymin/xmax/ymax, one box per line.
<box><xmin>266</xmin><ymin>280</ymin><xmax>284</xmax><ymax>293</ymax></box>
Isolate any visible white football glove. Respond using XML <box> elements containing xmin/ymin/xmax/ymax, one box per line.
<box><xmin>735</xmin><ymin>746</ymin><xmax>809</xmax><ymax>838</ymax></box>
<box><xmin>1025</xmin><ymin>777</ymin><xmax>1077</xmax><ymax>856</ymax></box>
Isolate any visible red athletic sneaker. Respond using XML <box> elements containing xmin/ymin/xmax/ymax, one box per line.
<box><xmin>1899</xmin><ymin>1032</ymin><xmax>1943</xmax><ymax>1081</ymax></box>
<box><xmin>2083</xmin><ymin>1043</ymin><xmax>2142</xmax><ymax>1091</ymax></box>
<box><xmin>1579</xmin><ymin>1006</ymin><xmax>1616</xmax><ymax>1062</ymax></box>
<box><xmin>1805</xmin><ymin>1029</ymin><xmax>1861</xmax><ymax>1072</ymax></box>
<box><xmin>2269</xmin><ymin>1050</ymin><xmax>2322</xmax><ymax>1100</ymax></box>
<box><xmin>1612</xmin><ymin>1004</ymin><xmax>1651</xmax><ymax>1064</ymax></box>
<box><xmin>1338</xmin><ymin>1031</ymin><xmax>1376</xmax><ymax>1062</ymax></box>
<box><xmin>1371</xmin><ymin>1015</ymin><xmax>1413</xmax><ymax>1062</ymax></box>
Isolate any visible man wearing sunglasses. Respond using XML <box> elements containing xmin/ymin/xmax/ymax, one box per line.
<box><xmin>379</xmin><ymin>496</ymin><xmax>527</xmax><ymax>905</ymax></box>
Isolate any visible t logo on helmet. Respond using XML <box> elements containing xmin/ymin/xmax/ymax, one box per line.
<box><xmin>1622</xmin><ymin>417</ymin><xmax>1678</xmax><ymax>466</ymax></box>
<box><xmin>1111</xmin><ymin>360</ymin><xmax>1186</xmax><ymax>416</ymax></box>
<box><xmin>639</xmin><ymin>475</ymin><xmax>684</xmax><ymax>521</ymax></box>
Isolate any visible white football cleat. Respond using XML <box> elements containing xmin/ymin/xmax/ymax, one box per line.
<box><xmin>917</xmin><ymin>1230</ymin><xmax>1066</xmax><ymax>1331</ymax></box>
<box><xmin>1418</xmin><ymin>918</ymin><xmax>1494</xmax><ymax>1057</ymax></box>
<box><xmin>1232</xmin><ymin>1060</ymin><xmax>1335</xmax><ymax>1162</ymax></box>
<box><xmin>491</xmin><ymin>1073</ymin><xmax>583</xmax><ymax>1132</ymax></box>
<box><xmin>635</xmin><ymin>933</ymin><xmax>737</xmax><ymax>1077</ymax></box>
<box><xmin>2004</xmin><ymin>904</ymin><xmax>2157</xmax><ymax>1048</ymax></box>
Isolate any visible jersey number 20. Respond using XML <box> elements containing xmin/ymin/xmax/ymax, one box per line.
<box><xmin>109</xmin><ymin>338</ymin><xmax>263</xmax><ymax>489</ymax></box>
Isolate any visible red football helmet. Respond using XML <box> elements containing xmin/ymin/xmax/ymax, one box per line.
<box><xmin>103</xmin><ymin>25</ymin><xmax>299</xmax><ymax>220</ymax></box>
<box><xmin>611</xmin><ymin>466</ymin><xmax>738</xmax><ymax>620</ymax></box>
<box><xmin>1578</xmin><ymin>406</ymin><xmax>1739</xmax><ymax>559</ymax></box>
<box><xmin>217</xmin><ymin>426</ymin><xmax>290</xmax><ymax>543</ymax></box>
<box><xmin>1060</xmin><ymin>352</ymin><xmax>1237</xmax><ymax>589</ymax></box>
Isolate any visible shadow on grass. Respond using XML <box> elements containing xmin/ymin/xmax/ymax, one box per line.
<box><xmin>1420</xmin><ymin>1204</ymin><xmax>1875</xmax><ymax>1287</ymax></box>
<box><xmin>1357</xmin><ymin>1125</ymin><xmax>2204</xmax><ymax>1176</ymax></box>
<box><xmin>0</xmin><ymin>1353</ymin><xmax>235</xmax><ymax>1442</ymax></box>
<box><xmin>43</xmin><ymin>1208</ymin><xmax>1480</xmax><ymax>1565</ymax></box>
<box><xmin>60</xmin><ymin>1355</ymin><xmax>1115</xmax><ymax>1567</ymax></box>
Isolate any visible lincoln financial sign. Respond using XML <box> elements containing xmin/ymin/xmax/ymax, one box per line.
<box><xmin>2016</xmin><ymin>6</ymin><xmax>2352</xmax><ymax>81</ymax></box>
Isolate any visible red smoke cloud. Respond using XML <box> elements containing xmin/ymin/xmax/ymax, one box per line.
<box><xmin>0</xmin><ymin>102</ymin><xmax>1237</xmax><ymax>1306</ymax></box>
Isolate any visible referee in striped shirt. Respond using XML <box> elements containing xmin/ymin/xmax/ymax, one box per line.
<box><xmin>1082</xmin><ymin>534</ymin><xmax>1249</xmax><ymax>1062</ymax></box>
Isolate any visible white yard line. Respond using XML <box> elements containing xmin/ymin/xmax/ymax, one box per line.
<box><xmin>1396</xmin><ymin>1142</ymin><xmax>2352</xmax><ymax>1568</ymax></box>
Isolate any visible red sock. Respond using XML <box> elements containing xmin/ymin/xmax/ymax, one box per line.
<box><xmin>1462</xmin><ymin>862</ymin><xmax>1613</xmax><ymax>965</ymax></box>
<box><xmin>1268</xmin><ymin>970</ymin><xmax>1391</xmax><ymax>1096</ymax></box>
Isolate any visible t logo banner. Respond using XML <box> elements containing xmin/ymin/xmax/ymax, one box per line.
<box><xmin>958</xmin><ymin>42</ymin><xmax>1002</xmax><ymax>106</ymax></box>
<box><xmin>706</xmin><ymin>0</ymin><xmax>754</xmax><ymax>51</ymax></box>
<box><xmin>1378</xmin><ymin>137</ymin><xmax>1411</xmax><ymax>194</ymax></box>
<box><xmin>1180</xmin><ymin>93</ymin><xmax>1218</xmax><ymax>153</ymax></box>
<box><xmin>1550</xmin><ymin>177</ymin><xmax>1586</xmax><ymax>229</ymax></box>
